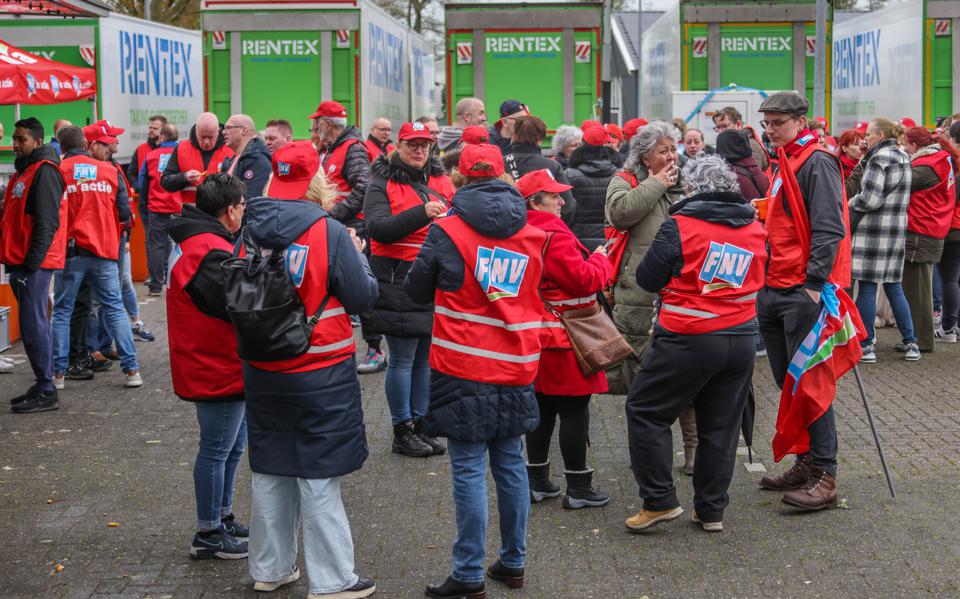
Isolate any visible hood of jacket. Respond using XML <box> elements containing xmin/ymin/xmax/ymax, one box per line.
<box><xmin>188</xmin><ymin>124</ymin><xmax>228</xmax><ymax>153</ymax></box>
<box><xmin>244</xmin><ymin>197</ymin><xmax>325</xmax><ymax>249</ymax></box>
<box><xmin>449</xmin><ymin>179</ymin><xmax>527</xmax><ymax>239</ymax></box>
<box><xmin>370</xmin><ymin>152</ymin><xmax>445</xmax><ymax>184</ymax></box>
<box><xmin>168</xmin><ymin>203</ymin><xmax>236</xmax><ymax>245</ymax></box>
<box><xmin>436</xmin><ymin>125</ymin><xmax>463</xmax><ymax>152</ymax></box>
<box><xmin>716</xmin><ymin>130</ymin><xmax>753</xmax><ymax>162</ymax></box>
<box><xmin>668</xmin><ymin>191</ymin><xmax>755</xmax><ymax>228</ymax></box>
<box><xmin>329</xmin><ymin>126</ymin><xmax>364</xmax><ymax>151</ymax></box>
<box><xmin>15</xmin><ymin>143</ymin><xmax>60</xmax><ymax>173</ymax></box>
<box><xmin>912</xmin><ymin>143</ymin><xmax>942</xmax><ymax>162</ymax></box>
<box><xmin>567</xmin><ymin>144</ymin><xmax>619</xmax><ymax>177</ymax></box>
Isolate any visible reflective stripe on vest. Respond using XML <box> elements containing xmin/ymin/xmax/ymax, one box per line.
<box><xmin>431</xmin><ymin>336</ymin><xmax>541</xmax><ymax>364</ymax></box>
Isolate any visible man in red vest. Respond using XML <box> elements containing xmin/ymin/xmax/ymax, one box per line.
<box><xmin>49</xmin><ymin>125</ymin><xmax>142</xmax><ymax>393</ymax></box>
<box><xmin>125</xmin><ymin>114</ymin><xmax>167</xmax><ymax>234</ymax></box>
<box><xmin>139</xmin><ymin>124</ymin><xmax>182</xmax><ymax>296</ymax></box>
<box><xmin>754</xmin><ymin>92</ymin><xmax>851</xmax><ymax>511</ymax></box>
<box><xmin>3</xmin><ymin>118</ymin><xmax>66</xmax><ymax>413</ymax></box>
<box><xmin>363</xmin><ymin>117</ymin><xmax>396</xmax><ymax>161</ymax></box>
<box><xmin>160</xmin><ymin>112</ymin><xmax>234</xmax><ymax>205</ymax></box>
<box><xmin>309</xmin><ymin>100</ymin><xmax>383</xmax><ymax>374</ymax></box>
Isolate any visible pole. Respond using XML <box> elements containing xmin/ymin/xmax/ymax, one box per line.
<box><xmin>600</xmin><ymin>0</ymin><xmax>612</xmax><ymax>122</ymax></box>
<box><xmin>144</xmin><ymin>0</ymin><xmax>151</xmax><ymax>22</ymax></box>
<box><xmin>812</xmin><ymin>0</ymin><xmax>827</xmax><ymax>118</ymax></box>
<box><xmin>852</xmin><ymin>365</ymin><xmax>896</xmax><ymax>499</ymax></box>
<box><xmin>13</xmin><ymin>103</ymin><xmax>20</xmax><ymax>122</ymax></box>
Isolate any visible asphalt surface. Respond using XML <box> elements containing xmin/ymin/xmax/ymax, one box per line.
<box><xmin>1</xmin><ymin>290</ymin><xmax>958</xmax><ymax>598</ymax></box>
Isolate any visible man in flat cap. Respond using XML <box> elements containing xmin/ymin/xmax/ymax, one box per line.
<box><xmin>754</xmin><ymin>92</ymin><xmax>853</xmax><ymax>512</ymax></box>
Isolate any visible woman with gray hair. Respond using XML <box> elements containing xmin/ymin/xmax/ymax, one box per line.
<box><xmin>624</xmin><ymin>154</ymin><xmax>767</xmax><ymax>533</ymax></box>
<box><xmin>551</xmin><ymin>124</ymin><xmax>583</xmax><ymax>169</ymax></box>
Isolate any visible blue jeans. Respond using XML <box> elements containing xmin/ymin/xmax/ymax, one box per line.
<box><xmin>384</xmin><ymin>335</ymin><xmax>431</xmax><ymax>425</ymax></box>
<box><xmin>855</xmin><ymin>281</ymin><xmax>916</xmax><ymax>346</ymax></box>
<box><xmin>447</xmin><ymin>436</ymin><xmax>529</xmax><ymax>584</ymax></box>
<box><xmin>52</xmin><ymin>256</ymin><xmax>139</xmax><ymax>373</ymax></box>
<box><xmin>194</xmin><ymin>401</ymin><xmax>247</xmax><ymax>530</ymax></box>
<box><xmin>94</xmin><ymin>232</ymin><xmax>140</xmax><ymax>352</ymax></box>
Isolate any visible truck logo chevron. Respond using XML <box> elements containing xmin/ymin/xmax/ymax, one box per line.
<box><xmin>118</xmin><ymin>32</ymin><xmax>194</xmax><ymax>97</ymax></box>
<box><xmin>475</xmin><ymin>246</ymin><xmax>529</xmax><ymax>301</ymax></box>
<box><xmin>575</xmin><ymin>41</ymin><xmax>591</xmax><ymax>63</ymax></box>
<box><xmin>456</xmin><ymin>42</ymin><xmax>472</xmax><ymax>65</ymax></box>
<box><xmin>691</xmin><ymin>37</ymin><xmax>707</xmax><ymax>58</ymax></box>
<box><xmin>211</xmin><ymin>31</ymin><xmax>226</xmax><ymax>50</ymax></box>
<box><xmin>285</xmin><ymin>244</ymin><xmax>309</xmax><ymax>288</ymax></box>
<box><xmin>79</xmin><ymin>45</ymin><xmax>95</xmax><ymax>66</ymax></box>
<box><xmin>832</xmin><ymin>29</ymin><xmax>881</xmax><ymax>90</ymax></box>
<box><xmin>699</xmin><ymin>241</ymin><xmax>754</xmax><ymax>293</ymax></box>
<box><xmin>73</xmin><ymin>163</ymin><xmax>98</xmax><ymax>182</ymax></box>
<box><xmin>336</xmin><ymin>30</ymin><xmax>351</xmax><ymax>49</ymax></box>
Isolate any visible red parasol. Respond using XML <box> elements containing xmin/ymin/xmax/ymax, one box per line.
<box><xmin>0</xmin><ymin>39</ymin><xmax>97</xmax><ymax>106</ymax></box>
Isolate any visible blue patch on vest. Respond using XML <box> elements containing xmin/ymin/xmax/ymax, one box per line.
<box><xmin>770</xmin><ymin>177</ymin><xmax>783</xmax><ymax>197</ymax></box>
<box><xmin>285</xmin><ymin>243</ymin><xmax>309</xmax><ymax>288</ymax></box>
<box><xmin>699</xmin><ymin>241</ymin><xmax>754</xmax><ymax>293</ymax></box>
<box><xmin>158</xmin><ymin>153</ymin><xmax>171</xmax><ymax>173</ymax></box>
<box><xmin>73</xmin><ymin>163</ymin><xmax>98</xmax><ymax>182</ymax></box>
<box><xmin>795</xmin><ymin>133</ymin><xmax>816</xmax><ymax>147</ymax></box>
<box><xmin>475</xmin><ymin>246</ymin><xmax>528</xmax><ymax>301</ymax></box>
<box><xmin>11</xmin><ymin>181</ymin><xmax>24</xmax><ymax>198</ymax></box>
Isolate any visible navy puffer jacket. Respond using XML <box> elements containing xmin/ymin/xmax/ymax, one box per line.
<box><xmin>565</xmin><ymin>144</ymin><xmax>619</xmax><ymax>249</ymax></box>
<box><xmin>404</xmin><ymin>180</ymin><xmax>540</xmax><ymax>441</ymax></box>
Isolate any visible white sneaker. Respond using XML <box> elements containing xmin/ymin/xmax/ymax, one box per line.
<box><xmin>692</xmin><ymin>511</ymin><xmax>723</xmax><ymax>532</ymax></box>
<box><xmin>0</xmin><ymin>356</ymin><xmax>13</xmax><ymax>373</ymax></box>
<box><xmin>253</xmin><ymin>567</ymin><xmax>300</xmax><ymax>592</ymax></box>
<box><xmin>53</xmin><ymin>373</ymin><xmax>65</xmax><ymax>390</ymax></box>
<box><xmin>125</xmin><ymin>371</ymin><xmax>143</xmax><ymax>387</ymax></box>
<box><xmin>903</xmin><ymin>343</ymin><xmax>921</xmax><ymax>362</ymax></box>
<box><xmin>935</xmin><ymin>326</ymin><xmax>957</xmax><ymax>343</ymax></box>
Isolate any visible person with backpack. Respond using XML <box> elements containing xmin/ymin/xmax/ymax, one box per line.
<box><xmin>230</xmin><ymin>140</ymin><xmax>379</xmax><ymax>598</ymax></box>
<box><xmin>167</xmin><ymin>174</ymin><xmax>249</xmax><ymax>560</ymax></box>
<box><xmin>364</xmin><ymin>122</ymin><xmax>455</xmax><ymax>458</ymax></box>
<box><xmin>716</xmin><ymin>130</ymin><xmax>769</xmax><ymax>202</ymax></box>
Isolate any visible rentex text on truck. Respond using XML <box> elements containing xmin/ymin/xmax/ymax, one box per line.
<box><xmin>201</xmin><ymin>0</ymin><xmax>436</xmax><ymax>138</ymax></box>
<box><xmin>0</xmin><ymin>13</ymin><xmax>202</xmax><ymax>166</ymax></box>
<box><xmin>831</xmin><ymin>0</ymin><xmax>958</xmax><ymax>130</ymax></box>
<box><xmin>445</xmin><ymin>0</ymin><xmax>603</xmax><ymax>131</ymax></box>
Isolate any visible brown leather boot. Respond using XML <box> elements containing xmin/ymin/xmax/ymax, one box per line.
<box><xmin>782</xmin><ymin>467</ymin><xmax>838</xmax><ymax>511</ymax></box>
<box><xmin>759</xmin><ymin>456</ymin><xmax>815</xmax><ymax>491</ymax></box>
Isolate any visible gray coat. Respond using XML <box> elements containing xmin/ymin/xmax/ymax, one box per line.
<box><xmin>849</xmin><ymin>140</ymin><xmax>912</xmax><ymax>283</ymax></box>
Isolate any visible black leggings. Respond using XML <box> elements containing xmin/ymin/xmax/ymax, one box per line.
<box><xmin>526</xmin><ymin>393</ymin><xmax>591</xmax><ymax>471</ymax></box>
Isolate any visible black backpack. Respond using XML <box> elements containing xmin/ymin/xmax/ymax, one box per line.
<box><xmin>221</xmin><ymin>222</ymin><xmax>334</xmax><ymax>362</ymax></box>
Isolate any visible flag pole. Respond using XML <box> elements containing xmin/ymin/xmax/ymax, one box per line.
<box><xmin>851</xmin><ymin>364</ymin><xmax>895</xmax><ymax>499</ymax></box>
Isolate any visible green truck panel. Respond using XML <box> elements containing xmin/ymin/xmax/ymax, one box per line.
<box><xmin>927</xmin><ymin>19</ymin><xmax>955</xmax><ymax>123</ymax></box>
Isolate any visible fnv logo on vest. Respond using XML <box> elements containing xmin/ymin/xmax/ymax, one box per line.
<box><xmin>278</xmin><ymin>162</ymin><xmax>291</xmax><ymax>176</ymax></box>
<box><xmin>73</xmin><ymin>163</ymin><xmax>98</xmax><ymax>182</ymax></box>
<box><xmin>475</xmin><ymin>246</ymin><xmax>529</xmax><ymax>301</ymax></box>
<box><xmin>11</xmin><ymin>181</ymin><xmax>24</xmax><ymax>198</ymax></box>
<box><xmin>699</xmin><ymin>242</ymin><xmax>755</xmax><ymax>293</ymax></box>
<box><xmin>158</xmin><ymin>153</ymin><xmax>172</xmax><ymax>172</ymax></box>
<box><xmin>285</xmin><ymin>244</ymin><xmax>309</xmax><ymax>288</ymax></box>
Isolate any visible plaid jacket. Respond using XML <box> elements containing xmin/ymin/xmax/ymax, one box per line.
<box><xmin>849</xmin><ymin>140</ymin><xmax>912</xmax><ymax>283</ymax></box>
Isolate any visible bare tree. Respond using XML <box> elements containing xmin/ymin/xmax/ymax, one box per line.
<box><xmin>106</xmin><ymin>0</ymin><xmax>200</xmax><ymax>28</ymax></box>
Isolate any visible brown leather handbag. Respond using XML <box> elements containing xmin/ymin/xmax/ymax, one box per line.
<box><xmin>552</xmin><ymin>301</ymin><xmax>635</xmax><ymax>376</ymax></box>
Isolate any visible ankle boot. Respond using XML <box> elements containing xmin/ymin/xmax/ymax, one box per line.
<box><xmin>781</xmin><ymin>466</ymin><xmax>838</xmax><ymax>511</ymax></box>
<box><xmin>412</xmin><ymin>417</ymin><xmax>446</xmax><ymax>456</ymax></box>
<box><xmin>679</xmin><ymin>406</ymin><xmax>698</xmax><ymax>476</ymax></box>
<box><xmin>562</xmin><ymin>469</ymin><xmax>610</xmax><ymax>509</ymax></box>
<box><xmin>759</xmin><ymin>455</ymin><xmax>816</xmax><ymax>491</ymax></box>
<box><xmin>425</xmin><ymin>576</ymin><xmax>485</xmax><ymax>599</ymax></box>
<box><xmin>392</xmin><ymin>420</ymin><xmax>433</xmax><ymax>457</ymax></box>
<box><xmin>527</xmin><ymin>462</ymin><xmax>561</xmax><ymax>503</ymax></box>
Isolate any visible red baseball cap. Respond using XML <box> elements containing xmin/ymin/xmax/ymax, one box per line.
<box><xmin>461</xmin><ymin>125</ymin><xmax>490</xmax><ymax>145</ymax></box>
<box><xmin>82</xmin><ymin>121</ymin><xmax>119</xmax><ymax>145</ymax></box>
<box><xmin>583</xmin><ymin>127</ymin><xmax>611</xmax><ymax>146</ymax></box>
<box><xmin>516</xmin><ymin>169</ymin><xmax>572</xmax><ymax>199</ymax></box>
<box><xmin>605</xmin><ymin>124</ymin><xmax>623</xmax><ymax>141</ymax></box>
<box><xmin>398</xmin><ymin>121</ymin><xmax>433</xmax><ymax>142</ymax></box>
<box><xmin>900</xmin><ymin>117</ymin><xmax>917</xmax><ymax>128</ymax></box>
<box><xmin>308</xmin><ymin>100</ymin><xmax>348</xmax><ymax>121</ymax></box>
<box><xmin>458</xmin><ymin>143</ymin><xmax>504</xmax><ymax>178</ymax></box>
<box><xmin>623</xmin><ymin>118</ymin><xmax>648</xmax><ymax>140</ymax></box>
<box><xmin>266</xmin><ymin>140</ymin><xmax>320</xmax><ymax>200</ymax></box>
<box><xmin>855</xmin><ymin>121</ymin><xmax>869</xmax><ymax>133</ymax></box>
<box><xmin>581</xmin><ymin>119</ymin><xmax>602</xmax><ymax>131</ymax></box>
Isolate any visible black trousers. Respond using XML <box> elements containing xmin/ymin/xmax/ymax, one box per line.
<box><xmin>625</xmin><ymin>333</ymin><xmax>754</xmax><ymax>522</ymax></box>
<box><xmin>525</xmin><ymin>393</ymin><xmax>591</xmax><ymax>471</ymax></box>
<box><xmin>69</xmin><ymin>281</ymin><xmax>91</xmax><ymax>364</ymax></box>
<box><xmin>756</xmin><ymin>286</ymin><xmax>838</xmax><ymax>476</ymax></box>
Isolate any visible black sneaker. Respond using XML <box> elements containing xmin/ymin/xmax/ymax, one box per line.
<box><xmin>11</xmin><ymin>389</ymin><xmax>59</xmax><ymax>414</ymax></box>
<box><xmin>65</xmin><ymin>361</ymin><xmax>95</xmax><ymax>380</ymax></box>
<box><xmin>189</xmin><ymin>527</ymin><xmax>248</xmax><ymax>560</ymax></box>
<box><xmin>320</xmin><ymin>577</ymin><xmax>376</xmax><ymax>598</ymax></box>
<box><xmin>220</xmin><ymin>514</ymin><xmax>248</xmax><ymax>539</ymax></box>
<box><xmin>87</xmin><ymin>353</ymin><xmax>115</xmax><ymax>369</ymax></box>
<box><xmin>10</xmin><ymin>385</ymin><xmax>39</xmax><ymax>406</ymax></box>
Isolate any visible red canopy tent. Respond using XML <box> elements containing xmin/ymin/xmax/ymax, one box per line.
<box><xmin>0</xmin><ymin>39</ymin><xmax>97</xmax><ymax>120</ymax></box>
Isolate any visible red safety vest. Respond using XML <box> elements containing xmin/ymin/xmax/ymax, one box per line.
<box><xmin>176</xmin><ymin>141</ymin><xmax>234</xmax><ymax>204</ymax></box>
<box><xmin>167</xmin><ymin>232</ymin><xmax>244</xmax><ymax>400</ymax></box>
<box><xmin>323</xmin><ymin>138</ymin><xmax>363</xmax><ymax>212</ymax></box>
<box><xmin>430</xmin><ymin>215</ymin><xmax>548</xmax><ymax>386</ymax></box>
<box><xmin>659</xmin><ymin>215</ymin><xmax>767</xmax><ymax>335</ymax></box>
<box><xmin>144</xmin><ymin>146</ymin><xmax>181</xmax><ymax>214</ymax></box>
<box><xmin>364</xmin><ymin>139</ymin><xmax>395</xmax><ymax>162</ymax></box>
<box><xmin>61</xmin><ymin>154</ymin><xmax>121</xmax><ymax>260</ymax></box>
<box><xmin>369</xmin><ymin>176</ymin><xmax>454</xmax><ymax>261</ymax></box>
<box><xmin>765</xmin><ymin>132</ymin><xmax>852</xmax><ymax>289</ymax></box>
<box><xmin>133</xmin><ymin>142</ymin><xmax>153</xmax><ymax>176</ymax></box>
<box><xmin>908</xmin><ymin>150</ymin><xmax>955</xmax><ymax>239</ymax></box>
<box><xmin>247</xmin><ymin>217</ymin><xmax>355</xmax><ymax>374</ymax></box>
<box><xmin>951</xmin><ymin>197</ymin><xmax>960</xmax><ymax>232</ymax></box>
<box><xmin>0</xmin><ymin>159</ymin><xmax>67</xmax><ymax>269</ymax></box>
<box><xmin>603</xmin><ymin>170</ymin><xmax>638</xmax><ymax>287</ymax></box>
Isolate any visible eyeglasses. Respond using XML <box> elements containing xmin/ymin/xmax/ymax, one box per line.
<box><xmin>403</xmin><ymin>141</ymin><xmax>432</xmax><ymax>152</ymax></box>
<box><xmin>761</xmin><ymin>118</ymin><xmax>796</xmax><ymax>129</ymax></box>
<box><xmin>223</xmin><ymin>125</ymin><xmax>245</xmax><ymax>131</ymax></box>
<box><xmin>374</xmin><ymin>127</ymin><xmax>392</xmax><ymax>132</ymax></box>
<box><xmin>713</xmin><ymin>122</ymin><xmax>732</xmax><ymax>133</ymax></box>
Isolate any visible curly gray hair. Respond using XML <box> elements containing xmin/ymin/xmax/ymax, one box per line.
<box><xmin>623</xmin><ymin>120</ymin><xmax>681</xmax><ymax>174</ymax></box>
<box><xmin>681</xmin><ymin>154</ymin><xmax>740</xmax><ymax>196</ymax></box>
<box><xmin>551</xmin><ymin>125</ymin><xmax>583</xmax><ymax>156</ymax></box>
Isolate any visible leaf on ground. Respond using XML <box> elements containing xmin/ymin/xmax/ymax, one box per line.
<box><xmin>107</xmin><ymin>522</ymin><xmax>121</xmax><ymax>528</ymax></box>
<box><xmin>54</xmin><ymin>563</ymin><xmax>64</xmax><ymax>573</ymax></box>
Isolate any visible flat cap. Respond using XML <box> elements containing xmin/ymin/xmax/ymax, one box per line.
<box><xmin>758</xmin><ymin>92</ymin><xmax>809</xmax><ymax>116</ymax></box>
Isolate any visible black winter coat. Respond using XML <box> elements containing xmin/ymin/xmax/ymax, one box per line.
<box><xmin>324</xmin><ymin>126</ymin><xmax>371</xmax><ymax>232</ymax></box>
<box><xmin>221</xmin><ymin>137</ymin><xmax>272</xmax><ymax>199</ymax></box>
<box><xmin>565</xmin><ymin>144</ymin><xmax>619</xmax><ymax>249</ymax></box>
<box><xmin>404</xmin><ymin>180</ymin><xmax>540</xmax><ymax>442</ymax></box>
<box><xmin>503</xmin><ymin>143</ymin><xmax>577</xmax><ymax>225</ymax></box>
<box><xmin>363</xmin><ymin>153</ymin><xmax>447</xmax><ymax>337</ymax></box>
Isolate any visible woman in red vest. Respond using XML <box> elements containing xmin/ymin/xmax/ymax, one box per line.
<box><xmin>167</xmin><ymin>174</ymin><xmax>249</xmax><ymax>559</ymax></box>
<box><xmin>515</xmin><ymin>169</ymin><xmax>612</xmax><ymax>509</ymax></box>
<box><xmin>624</xmin><ymin>154</ymin><xmax>767</xmax><ymax>533</ymax></box>
<box><xmin>364</xmin><ymin>122</ymin><xmax>455</xmax><ymax>458</ymax></box>
<box><xmin>901</xmin><ymin>126</ymin><xmax>960</xmax><ymax>351</ymax></box>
